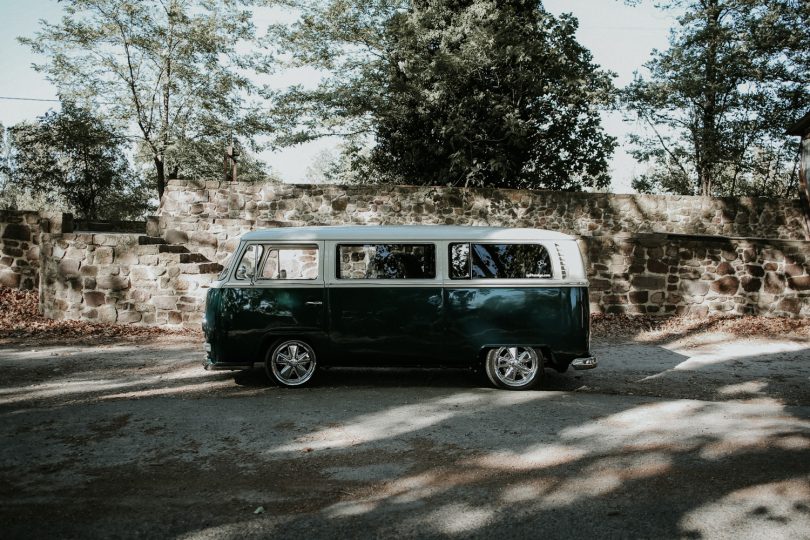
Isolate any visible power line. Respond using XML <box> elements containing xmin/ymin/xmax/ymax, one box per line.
<box><xmin>0</xmin><ymin>96</ymin><xmax>60</xmax><ymax>103</ymax></box>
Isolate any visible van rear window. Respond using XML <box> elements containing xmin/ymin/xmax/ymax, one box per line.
<box><xmin>338</xmin><ymin>244</ymin><xmax>436</xmax><ymax>279</ymax></box>
<box><xmin>449</xmin><ymin>243</ymin><xmax>553</xmax><ymax>279</ymax></box>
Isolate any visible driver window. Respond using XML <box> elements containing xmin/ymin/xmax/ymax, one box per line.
<box><xmin>259</xmin><ymin>246</ymin><xmax>319</xmax><ymax>280</ymax></box>
<box><xmin>234</xmin><ymin>245</ymin><xmax>263</xmax><ymax>281</ymax></box>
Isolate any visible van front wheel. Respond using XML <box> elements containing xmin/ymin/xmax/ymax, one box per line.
<box><xmin>485</xmin><ymin>346</ymin><xmax>542</xmax><ymax>390</ymax></box>
<box><xmin>266</xmin><ymin>340</ymin><xmax>317</xmax><ymax>387</ymax></box>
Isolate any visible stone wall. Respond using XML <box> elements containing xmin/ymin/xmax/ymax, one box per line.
<box><xmin>39</xmin><ymin>232</ymin><xmax>221</xmax><ymax>327</ymax></box>
<box><xmin>0</xmin><ymin>210</ymin><xmax>52</xmax><ymax>290</ymax></box>
<box><xmin>6</xmin><ymin>177</ymin><xmax>810</xmax><ymax>325</ymax></box>
<box><xmin>582</xmin><ymin>234</ymin><xmax>810</xmax><ymax>317</ymax></box>
<box><xmin>158</xmin><ymin>180</ymin><xmax>809</xmax><ymax>263</ymax></box>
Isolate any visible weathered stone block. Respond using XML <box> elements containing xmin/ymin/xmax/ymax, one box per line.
<box><xmin>94</xmin><ymin>305</ymin><xmax>116</xmax><ymax>323</ymax></box>
<box><xmin>97</xmin><ymin>275</ymin><xmax>130</xmax><ymax>291</ymax></box>
<box><xmin>745</xmin><ymin>264</ymin><xmax>764</xmax><ymax>277</ymax></box>
<box><xmin>777</xmin><ymin>297</ymin><xmax>800</xmax><ymax>315</ymax></box>
<box><xmin>630</xmin><ymin>275</ymin><xmax>666</xmax><ymax>291</ymax></box>
<box><xmin>165</xmin><ymin>229</ymin><xmax>189</xmax><ymax>244</ymax></box>
<box><xmin>740</xmin><ymin>277</ymin><xmax>761</xmax><ymax>293</ymax></box>
<box><xmin>153</xmin><ymin>295</ymin><xmax>177</xmax><ymax>310</ymax></box>
<box><xmin>130</xmin><ymin>289</ymin><xmax>151</xmax><ymax>303</ymax></box>
<box><xmin>742</xmin><ymin>248</ymin><xmax>757</xmax><ymax>263</ymax></box>
<box><xmin>646</xmin><ymin>260</ymin><xmax>668</xmax><ymax>274</ymax></box>
<box><xmin>190</xmin><ymin>231</ymin><xmax>218</xmax><ymax>248</ymax></box>
<box><xmin>715</xmin><ymin>262</ymin><xmax>734</xmax><ymax>275</ymax></box>
<box><xmin>0</xmin><ymin>269</ymin><xmax>20</xmax><ymax>288</ymax></box>
<box><xmin>629</xmin><ymin>291</ymin><xmax>649</xmax><ymax>304</ymax></box>
<box><xmin>94</xmin><ymin>247</ymin><xmax>114</xmax><ymax>264</ymax></box>
<box><xmin>117</xmin><ymin>310</ymin><xmax>142</xmax><ymax>324</ymax></box>
<box><xmin>785</xmin><ymin>263</ymin><xmax>805</xmax><ymax>277</ymax></box>
<box><xmin>167</xmin><ymin>311</ymin><xmax>183</xmax><ymax>324</ymax></box>
<box><xmin>764</xmin><ymin>272</ymin><xmax>785</xmax><ymax>294</ymax></box>
<box><xmin>2</xmin><ymin>223</ymin><xmax>31</xmax><ymax>241</ymax></box>
<box><xmin>788</xmin><ymin>275</ymin><xmax>810</xmax><ymax>291</ymax></box>
<box><xmin>680</xmin><ymin>280</ymin><xmax>710</xmax><ymax>296</ymax></box>
<box><xmin>58</xmin><ymin>259</ymin><xmax>81</xmax><ymax>278</ymax></box>
<box><xmin>84</xmin><ymin>291</ymin><xmax>106</xmax><ymax>307</ymax></box>
<box><xmin>115</xmin><ymin>249</ymin><xmax>139</xmax><ymax>265</ymax></box>
<box><xmin>711</xmin><ymin>276</ymin><xmax>740</xmax><ymax>295</ymax></box>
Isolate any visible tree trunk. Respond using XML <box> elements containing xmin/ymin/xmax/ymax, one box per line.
<box><xmin>155</xmin><ymin>157</ymin><xmax>166</xmax><ymax>201</ymax></box>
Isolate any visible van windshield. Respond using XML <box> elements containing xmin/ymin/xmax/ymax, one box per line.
<box><xmin>217</xmin><ymin>254</ymin><xmax>233</xmax><ymax>281</ymax></box>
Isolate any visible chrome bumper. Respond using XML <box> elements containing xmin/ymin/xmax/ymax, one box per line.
<box><xmin>571</xmin><ymin>356</ymin><xmax>598</xmax><ymax>370</ymax></box>
<box><xmin>203</xmin><ymin>358</ymin><xmax>251</xmax><ymax>371</ymax></box>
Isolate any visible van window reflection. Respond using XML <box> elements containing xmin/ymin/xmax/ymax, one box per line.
<box><xmin>235</xmin><ymin>245</ymin><xmax>263</xmax><ymax>280</ymax></box>
<box><xmin>259</xmin><ymin>247</ymin><xmax>319</xmax><ymax>280</ymax></box>
<box><xmin>338</xmin><ymin>244</ymin><xmax>436</xmax><ymax>279</ymax></box>
<box><xmin>449</xmin><ymin>243</ymin><xmax>553</xmax><ymax>279</ymax></box>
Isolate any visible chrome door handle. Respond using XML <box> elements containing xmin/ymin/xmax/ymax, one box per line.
<box><xmin>306</xmin><ymin>301</ymin><xmax>323</xmax><ymax>306</ymax></box>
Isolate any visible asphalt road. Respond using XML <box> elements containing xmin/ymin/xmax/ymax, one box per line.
<box><xmin>1</xmin><ymin>332</ymin><xmax>808</xmax><ymax>539</ymax></box>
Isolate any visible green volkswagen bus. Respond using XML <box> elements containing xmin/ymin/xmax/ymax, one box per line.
<box><xmin>202</xmin><ymin>225</ymin><xmax>597</xmax><ymax>390</ymax></box>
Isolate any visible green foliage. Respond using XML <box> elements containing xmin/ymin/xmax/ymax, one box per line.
<box><xmin>272</xmin><ymin>0</ymin><xmax>617</xmax><ymax>190</ymax></box>
<box><xmin>21</xmin><ymin>0</ymin><xmax>274</xmax><ymax>198</ymax></box>
<box><xmin>135</xmin><ymin>137</ymin><xmax>270</xmax><ymax>184</ymax></box>
<box><xmin>623</xmin><ymin>0</ymin><xmax>808</xmax><ymax>197</ymax></box>
<box><xmin>6</xmin><ymin>103</ymin><xmax>152</xmax><ymax>220</ymax></box>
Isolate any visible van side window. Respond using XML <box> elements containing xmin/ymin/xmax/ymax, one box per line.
<box><xmin>259</xmin><ymin>246</ymin><xmax>319</xmax><ymax>280</ymax></box>
<box><xmin>338</xmin><ymin>244</ymin><xmax>436</xmax><ymax>279</ymax></box>
<box><xmin>449</xmin><ymin>243</ymin><xmax>553</xmax><ymax>279</ymax></box>
<box><xmin>235</xmin><ymin>245</ymin><xmax>263</xmax><ymax>281</ymax></box>
<box><xmin>449</xmin><ymin>243</ymin><xmax>471</xmax><ymax>279</ymax></box>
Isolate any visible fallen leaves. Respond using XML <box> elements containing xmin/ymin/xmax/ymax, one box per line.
<box><xmin>592</xmin><ymin>312</ymin><xmax>809</xmax><ymax>341</ymax></box>
<box><xmin>0</xmin><ymin>287</ymin><xmax>199</xmax><ymax>344</ymax></box>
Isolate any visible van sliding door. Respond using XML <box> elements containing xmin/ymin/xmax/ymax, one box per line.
<box><xmin>327</xmin><ymin>242</ymin><xmax>446</xmax><ymax>365</ymax></box>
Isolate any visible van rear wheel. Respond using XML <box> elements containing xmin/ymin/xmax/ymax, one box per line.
<box><xmin>485</xmin><ymin>346</ymin><xmax>542</xmax><ymax>390</ymax></box>
<box><xmin>266</xmin><ymin>339</ymin><xmax>317</xmax><ymax>387</ymax></box>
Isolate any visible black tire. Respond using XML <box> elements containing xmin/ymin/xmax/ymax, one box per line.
<box><xmin>265</xmin><ymin>339</ymin><xmax>317</xmax><ymax>387</ymax></box>
<box><xmin>484</xmin><ymin>346</ymin><xmax>543</xmax><ymax>390</ymax></box>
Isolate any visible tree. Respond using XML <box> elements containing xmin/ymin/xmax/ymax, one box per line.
<box><xmin>135</xmin><ymin>136</ymin><xmax>270</xmax><ymax>185</ymax></box>
<box><xmin>623</xmin><ymin>0</ymin><xmax>809</xmax><ymax>197</ymax></box>
<box><xmin>7</xmin><ymin>102</ymin><xmax>152</xmax><ymax>220</ymax></box>
<box><xmin>22</xmin><ymin>0</ymin><xmax>274</xmax><ymax>199</ymax></box>
<box><xmin>271</xmin><ymin>0</ymin><xmax>617</xmax><ymax>190</ymax></box>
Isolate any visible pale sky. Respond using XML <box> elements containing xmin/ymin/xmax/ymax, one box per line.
<box><xmin>0</xmin><ymin>0</ymin><xmax>677</xmax><ymax>193</ymax></box>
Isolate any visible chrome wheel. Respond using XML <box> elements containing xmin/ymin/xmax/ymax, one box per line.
<box><xmin>485</xmin><ymin>346</ymin><xmax>541</xmax><ymax>390</ymax></box>
<box><xmin>267</xmin><ymin>340</ymin><xmax>317</xmax><ymax>387</ymax></box>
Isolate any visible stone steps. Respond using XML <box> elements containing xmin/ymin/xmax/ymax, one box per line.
<box><xmin>179</xmin><ymin>253</ymin><xmax>209</xmax><ymax>264</ymax></box>
<box><xmin>158</xmin><ymin>244</ymin><xmax>189</xmax><ymax>254</ymax></box>
<box><xmin>137</xmin><ymin>236</ymin><xmax>167</xmax><ymax>245</ymax></box>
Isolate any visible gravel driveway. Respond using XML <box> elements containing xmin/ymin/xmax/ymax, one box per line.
<box><xmin>1</xmin><ymin>331</ymin><xmax>808</xmax><ymax>539</ymax></box>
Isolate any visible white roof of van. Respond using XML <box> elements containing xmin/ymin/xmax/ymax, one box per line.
<box><xmin>240</xmin><ymin>225</ymin><xmax>574</xmax><ymax>242</ymax></box>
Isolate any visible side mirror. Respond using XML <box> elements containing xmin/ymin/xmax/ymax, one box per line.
<box><xmin>236</xmin><ymin>265</ymin><xmax>248</xmax><ymax>280</ymax></box>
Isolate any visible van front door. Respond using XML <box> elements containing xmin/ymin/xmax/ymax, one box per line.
<box><xmin>222</xmin><ymin>242</ymin><xmax>327</xmax><ymax>364</ymax></box>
